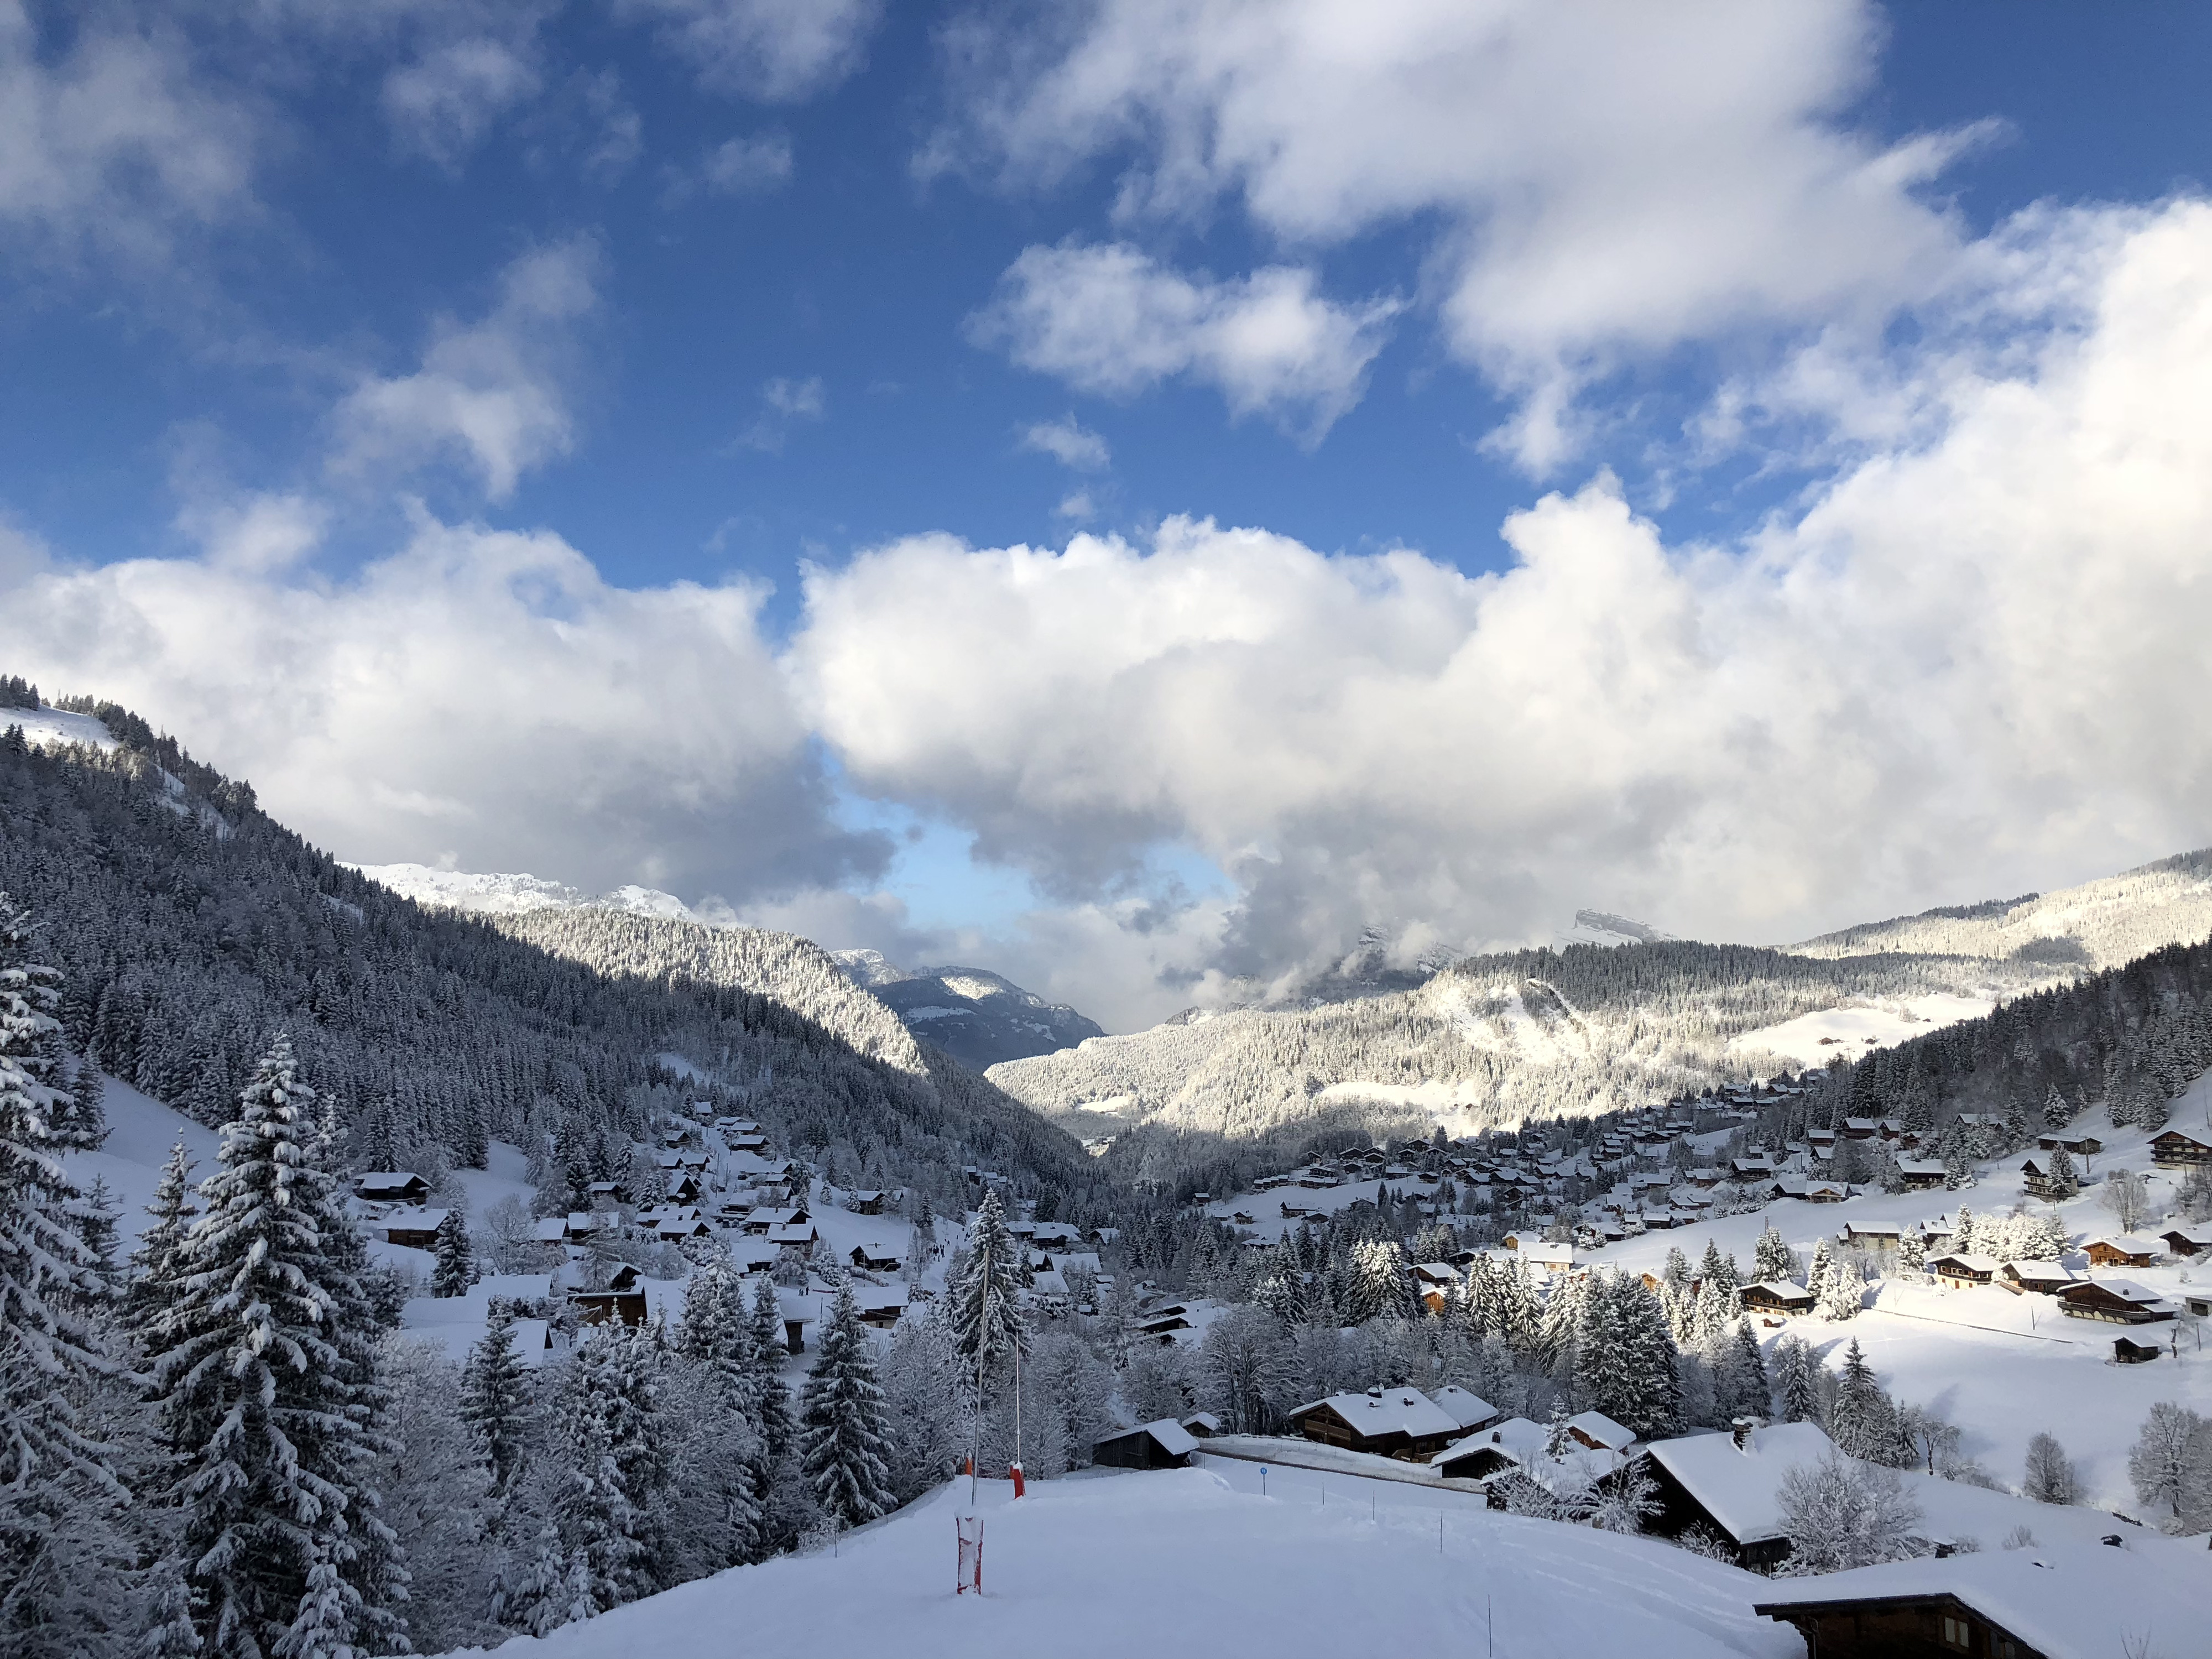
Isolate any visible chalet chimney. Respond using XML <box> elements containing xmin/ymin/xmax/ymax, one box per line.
<box><xmin>1368</xmin><ymin>1386</ymin><xmax>1382</xmax><ymax>1406</ymax></box>
<box><xmin>1731</xmin><ymin>1416</ymin><xmax>1765</xmax><ymax>1450</ymax></box>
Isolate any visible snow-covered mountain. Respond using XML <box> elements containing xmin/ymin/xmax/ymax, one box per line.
<box><xmin>352</xmin><ymin>860</ymin><xmax>704</xmax><ymax>922</ymax></box>
<box><xmin>830</xmin><ymin>951</ymin><xmax>1107</xmax><ymax>1071</ymax></box>
<box><xmin>990</xmin><ymin>850</ymin><xmax>2212</xmax><ymax>1181</ymax></box>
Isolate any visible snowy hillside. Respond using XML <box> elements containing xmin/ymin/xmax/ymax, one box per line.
<box><xmin>353</xmin><ymin>861</ymin><xmax>703</xmax><ymax>922</ymax></box>
<box><xmin>832</xmin><ymin>952</ymin><xmax>1107</xmax><ymax>1070</ymax></box>
<box><xmin>992</xmin><ymin>847</ymin><xmax>2212</xmax><ymax>1174</ymax></box>
<box><xmin>1789</xmin><ymin>849</ymin><xmax>2212</xmax><ymax>972</ymax></box>
<box><xmin>434</xmin><ymin>1465</ymin><xmax>1802</xmax><ymax>1659</ymax></box>
<box><xmin>8</xmin><ymin>702</ymin><xmax>120</xmax><ymax>753</ymax></box>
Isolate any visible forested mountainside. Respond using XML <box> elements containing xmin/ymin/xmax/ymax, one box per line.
<box><xmin>994</xmin><ymin>925</ymin><xmax>2156</xmax><ymax>1189</ymax></box>
<box><xmin>1788</xmin><ymin>848</ymin><xmax>2212</xmax><ymax>969</ymax></box>
<box><xmin>833</xmin><ymin>950</ymin><xmax>1107</xmax><ymax>1069</ymax></box>
<box><xmin>0</xmin><ymin>707</ymin><xmax>1093</xmax><ymax>1206</ymax></box>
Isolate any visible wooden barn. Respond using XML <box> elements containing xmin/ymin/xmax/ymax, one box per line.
<box><xmin>354</xmin><ymin>1171</ymin><xmax>430</xmax><ymax>1206</ymax></box>
<box><xmin>1092</xmin><ymin>1420</ymin><xmax>1198</xmax><ymax>1470</ymax></box>
<box><xmin>2060</xmin><ymin>1279</ymin><xmax>2173</xmax><ymax>1325</ymax></box>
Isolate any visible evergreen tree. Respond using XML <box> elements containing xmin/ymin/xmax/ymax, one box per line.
<box><xmin>1896</xmin><ymin>1223</ymin><xmax>1926</xmax><ymax>1276</ymax></box>
<box><xmin>1819</xmin><ymin>1258</ymin><xmax>1865</xmax><ymax>1322</ymax></box>
<box><xmin>947</xmin><ymin>1191</ymin><xmax>1029</xmax><ymax>1395</ymax></box>
<box><xmin>461</xmin><ymin>1302</ymin><xmax>531</xmax><ymax>1496</ymax></box>
<box><xmin>430</xmin><ymin>1208</ymin><xmax>473</xmax><ymax>1298</ymax></box>
<box><xmin>2042</xmin><ymin>1082</ymin><xmax>2070</xmax><ymax>1131</ymax></box>
<box><xmin>2044</xmin><ymin>1145</ymin><xmax>2078</xmax><ymax>1202</ymax></box>
<box><xmin>1951</xmin><ymin>1206</ymin><xmax>1976</xmax><ymax>1258</ymax></box>
<box><xmin>1828</xmin><ymin>1339</ymin><xmax>1892</xmax><ymax>1460</ymax></box>
<box><xmin>1577</xmin><ymin>1274</ymin><xmax>1680</xmax><ymax>1440</ymax></box>
<box><xmin>799</xmin><ymin>1280</ymin><xmax>896</xmax><ymax>1529</ymax></box>
<box><xmin>1772</xmin><ymin>1334</ymin><xmax>1819</xmax><ymax>1425</ymax></box>
<box><xmin>745</xmin><ymin>1274</ymin><xmax>795</xmax><ymax>1467</ymax></box>
<box><xmin>1727</xmin><ymin>1319</ymin><xmax>1770</xmax><ymax>1418</ymax></box>
<box><xmin>1752</xmin><ymin>1225</ymin><xmax>1794</xmax><ymax>1285</ymax></box>
<box><xmin>1804</xmin><ymin>1238</ymin><xmax>1832</xmax><ymax>1301</ymax></box>
<box><xmin>0</xmin><ymin>894</ymin><xmax>125</xmax><ymax>1643</ymax></box>
<box><xmin>143</xmin><ymin>1035</ymin><xmax>409</xmax><ymax>1658</ymax></box>
<box><xmin>551</xmin><ymin>1324</ymin><xmax>665</xmax><ymax>1613</ymax></box>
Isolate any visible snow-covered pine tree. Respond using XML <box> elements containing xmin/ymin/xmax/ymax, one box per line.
<box><xmin>1661</xmin><ymin>1245</ymin><xmax>1691</xmax><ymax>1293</ymax></box>
<box><xmin>1752</xmin><ymin>1225</ymin><xmax>1793</xmax><ymax>1286</ymax></box>
<box><xmin>1827</xmin><ymin>1338</ymin><xmax>1892</xmax><ymax>1460</ymax></box>
<box><xmin>0</xmin><ymin>893</ymin><xmax>127</xmax><ymax>1646</ymax></box>
<box><xmin>745</xmin><ymin>1274</ymin><xmax>795</xmax><ymax>1467</ymax></box>
<box><xmin>677</xmin><ymin>1257</ymin><xmax>753</xmax><ymax>1403</ymax></box>
<box><xmin>550</xmin><ymin>1323</ymin><xmax>666</xmax><ymax>1614</ymax></box>
<box><xmin>1804</xmin><ymin>1238</ymin><xmax>1832</xmax><ymax>1301</ymax></box>
<box><xmin>1578</xmin><ymin>1274</ymin><xmax>1680</xmax><ymax>1441</ymax></box>
<box><xmin>144</xmin><ymin>1034</ymin><xmax>408</xmax><ymax>1658</ymax></box>
<box><xmin>431</xmin><ymin>1208</ymin><xmax>473</xmax><ymax>1298</ymax></box>
<box><xmin>1819</xmin><ymin>1258</ymin><xmax>1865</xmax><ymax>1322</ymax></box>
<box><xmin>2044</xmin><ymin>1145</ymin><xmax>2078</xmax><ymax>1202</ymax></box>
<box><xmin>1951</xmin><ymin>1206</ymin><xmax>1976</xmax><ymax>1258</ymax></box>
<box><xmin>461</xmin><ymin>1301</ymin><xmax>531</xmax><ymax>1495</ymax></box>
<box><xmin>1771</xmin><ymin>1334</ymin><xmax>1819</xmax><ymax>1425</ymax></box>
<box><xmin>1896</xmin><ymin>1223</ymin><xmax>1926</xmax><ymax>1276</ymax></box>
<box><xmin>1726</xmin><ymin>1319</ymin><xmax>1770</xmax><ymax>1419</ymax></box>
<box><xmin>799</xmin><ymin>1280</ymin><xmax>896</xmax><ymax>1528</ymax></box>
<box><xmin>1698</xmin><ymin>1240</ymin><xmax>1739</xmax><ymax>1297</ymax></box>
<box><xmin>947</xmin><ymin>1190</ymin><xmax>1029</xmax><ymax>1396</ymax></box>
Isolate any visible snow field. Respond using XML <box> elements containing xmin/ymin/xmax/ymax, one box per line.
<box><xmin>1726</xmin><ymin>993</ymin><xmax>1997</xmax><ymax>1068</ymax></box>
<box><xmin>435</xmin><ymin>1465</ymin><xmax>1802</xmax><ymax>1659</ymax></box>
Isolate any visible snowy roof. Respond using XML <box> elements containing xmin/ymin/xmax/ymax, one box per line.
<box><xmin>1101</xmin><ymin>1418</ymin><xmax>1198</xmax><ymax>1458</ymax></box>
<box><xmin>1296</xmin><ymin>1389</ymin><xmax>1462</xmax><ymax>1441</ymax></box>
<box><xmin>1931</xmin><ymin>1253</ymin><xmax>2002</xmax><ymax>1274</ymax></box>
<box><xmin>1430</xmin><ymin>1385</ymin><xmax>1499</xmax><ymax>1430</ymax></box>
<box><xmin>1641</xmin><ymin>1422</ymin><xmax>1838</xmax><ymax>1546</ymax></box>
<box><xmin>355</xmin><ymin>1171</ymin><xmax>424</xmax><ymax>1185</ymax></box>
<box><xmin>1566</xmin><ymin>1410</ymin><xmax>1635</xmax><ymax>1452</ymax></box>
<box><xmin>1740</xmin><ymin>1280</ymin><xmax>1812</xmax><ymax>1301</ymax></box>
<box><xmin>1750</xmin><ymin>1541</ymin><xmax>2212</xmax><ymax>1659</ymax></box>
<box><xmin>533</xmin><ymin>1217</ymin><xmax>566</xmax><ymax>1242</ymax></box>
<box><xmin>2084</xmin><ymin>1235</ymin><xmax>2161</xmax><ymax>1255</ymax></box>
<box><xmin>2078</xmin><ymin>1277</ymin><xmax>2167</xmax><ymax>1306</ymax></box>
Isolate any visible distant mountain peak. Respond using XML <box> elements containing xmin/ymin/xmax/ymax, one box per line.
<box><xmin>828</xmin><ymin>954</ymin><xmax>1105</xmax><ymax>1070</ymax></box>
<box><xmin>353</xmin><ymin>862</ymin><xmax>704</xmax><ymax>923</ymax></box>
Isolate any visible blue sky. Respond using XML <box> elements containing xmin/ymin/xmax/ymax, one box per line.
<box><xmin>4</xmin><ymin>2</ymin><xmax>2212</xmax><ymax>1028</ymax></box>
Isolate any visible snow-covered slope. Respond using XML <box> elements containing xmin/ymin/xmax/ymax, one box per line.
<box><xmin>352</xmin><ymin>862</ymin><xmax>703</xmax><ymax>922</ymax></box>
<box><xmin>9</xmin><ymin>703</ymin><xmax>120</xmax><ymax>753</ymax></box>
<box><xmin>831</xmin><ymin>952</ymin><xmax>1106</xmax><ymax>1070</ymax></box>
<box><xmin>435</xmin><ymin>1465</ymin><xmax>1800</xmax><ymax>1659</ymax></box>
<box><xmin>1789</xmin><ymin>849</ymin><xmax>2212</xmax><ymax>972</ymax></box>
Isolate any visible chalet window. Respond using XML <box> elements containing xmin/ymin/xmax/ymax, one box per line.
<box><xmin>1939</xmin><ymin>1611</ymin><xmax>1970</xmax><ymax>1650</ymax></box>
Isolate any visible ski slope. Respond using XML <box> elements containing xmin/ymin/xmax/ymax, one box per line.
<box><xmin>434</xmin><ymin>1465</ymin><xmax>1803</xmax><ymax>1659</ymax></box>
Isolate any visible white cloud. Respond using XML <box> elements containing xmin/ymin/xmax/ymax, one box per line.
<box><xmin>945</xmin><ymin>0</ymin><xmax>1982</xmax><ymax>469</ymax></box>
<box><xmin>794</xmin><ymin>199</ymin><xmax>2212</xmax><ymax>1016</ymax></box>
<box><xmin>381</xmin><ymin>35</ymin><xmax>542</xmax><ymax>169</ymax></box>
<box><xmin>623</xmin><ymin>0</ymin><xmax>883</xmax><ymax>101</ymax></box>
<box><xmin>973</xmin><ymin>242</ymin><xmax>1399</xmax><ymax>442</ymax></box>
<box><xmin>0</xmin><ymin>506</ymin><xmax>885</xmax><ymax>904</ymax></box>
<box><xmin>1021</xmin><ymin>415</ymin><xmax>1110</xmax><ymax>472</ymax></box>
<box><xmin>1055</xmin><ymin>491</ymin><xmax>1096</xmax><ymax>523</ymax></box>
<box><xmin>330</xmin><ymin>238</ymin><xmax>601</xmax><ymax>500</ymax></box>
<box><xmin>0</xmin><ymin>3</ymin><xmax>258</xmax><ymax>267</ymax></box>
<box><xmin>733</xmin><ymin>374</ymin><xmax>826</xmax><ymax>453</ymax></box>
<box><xmin>703</xmin><ymin>132</ymin><xmax>795</xmax><ymax>194</ymax></box>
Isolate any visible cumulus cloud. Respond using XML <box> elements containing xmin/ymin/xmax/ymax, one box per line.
<box><xmin>733</xmin><ymin>374</ymin><xmax>826</xmax><ymax>453</ymax></box>
<box><xmin>972</xmin><ymin>242</ymin><xmax>1399</xmax><ymax>442</ymax></box>
<box><xmin>0</xmin><ymin>504</ymin><xmax>886</xmax><ymax>905</ymax></box>
<box><xmin>0</xmin><ymin>3</ymin><xmax>258</xmax><ymax>268</ymax></box>
<box><xmin>1021</xmin><ymin>415</ymin><xmax>1110</xmax><ymax>472</ymax></box>
<box><xmin>944</xmin><ymin>0</ymin><xmax>1981</xmax><ymax>469</ymax></box>
<box><xmin>702</xmin><ymin>132</ymin><xmax>794</xmax><ymax>194</ymax></box>
<box><xmin>330</xmin><ymin>237</ymin><xmax>601</xmax><ymax>500</ymax></box>
<box><xmin>381</xmin><ymin>34</ymin><xmax>542</xmax><ymax>169</ymax></box>
<box><xmin>794</xmin><ymin>200</ymin><xmax>2212</xmax><ymax>1021</ymax></box>
<box><xmin>623</xmin><ymin>0</ymin><xmax>883</xmax><ymax>101</ymax></box>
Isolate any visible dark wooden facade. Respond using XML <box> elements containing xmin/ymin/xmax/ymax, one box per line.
<box><xmin>2151</xmin><ymin>1130</ymin><xmax>2212</xmax><ymax>1167</ymax></box>
<box><xmin>1755</xmin><ymin>1592</ymin><xmax>2042</xmax><ymax>1658</ymax></box>
<box><xmin>1092</xmin><ymin>1424</ymin><xmax>1192</xmax><ymax>1470</ymax></box>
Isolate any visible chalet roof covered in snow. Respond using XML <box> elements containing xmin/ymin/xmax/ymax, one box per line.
<box><xmin>1566</xmin><ymin>1410</ymin><xmax>1635</xmax><ymax>1452</ymax></box>
<box><xmin>1429</xmin><ymin>1385</ymin><xmax>1500</xmax><ymax>1431</ymax></box>
<box><xmin>1751</xmin><ymin>1541</ymin><xmax>2212</xmax><ymax>1659</ymax></box>
<box><xmin>1642</xmin><ymin>1421</ymin><xmax>1837</xmax><ymax>1546</ymax></box>
<box><xmin>1293</xmin><ymin>1388</ymin><xmax>1462</xmax><ymax>1441</ymax></box>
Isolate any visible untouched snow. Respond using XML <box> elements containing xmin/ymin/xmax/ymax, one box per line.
<box><xmin>1728</xmin><ymin>993</ymin><xmax>1996</xmax><ymax>1067</ymax></box>
<box><xmin>64</xmin><ymin>1073</ymin><xmax>220</xmax><ymax>1245</ymax></box>
<box><xmin>351</xmin><ymin>863</ymin><xmax>705</xmax><ymax>924</ymax></box>
<box><xmin>11</xmin><ymin>705</ymin><xmax>119</xmax><ymax>752</ymax></box>
<box><xmin>437</xmin><ymin>1466</ymin><xmax>1802</xmax><ymax>1659</ymax></box>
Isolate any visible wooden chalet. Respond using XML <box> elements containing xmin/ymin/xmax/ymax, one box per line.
<box><xmin>2037</xmin><ymin>1132</ymin><xmax>2104</xmax><ymax>1156</ymax></box>
<box><xmin>849</xmin><ymin>1243</ymin><xmax>901</xmax><ymax>1272</ymax></box>
<box><xmin>1752</xmin><ymin>1542</ymin><xmax>2212</xmax><ymax>1659</ymax></box>
<box><xmin>1092</xmin><ymin>1420</ymin><xmax>1198</xmax><ymax>1470</ymax></box>
<box><xmin>1639</xmin><ymin>1420</ymin><xmax>1835</xmax><ymax>1571</ymax></box>
<box><xmin>1288</xmin><ymin>1387</ymin><xmax>1468</xmax><ymax>1462</ymax></box>
<box><xmin>1896</xmin><ymin>1158</ymin><xmax>1948</xmax><ymax>1191</ymax></box>
<box><xmin>2114</xmin><ymin>1335</ymin><xmax>2162</xmax><ymax>1364</ymax></box>
<box><xmin>1738</xmin><ymin>1280</ymin><xmax>1815</xmax><ymax>1318</ymax></box>
<box><xmin>569</xmin><ymin>1262</ymin><xmax>648</xmax><ymax>1328</ymax></box>
<box><xmin>1929</xmin><ymin>1253</ymin><xmax>2000</xmax><ymax>1289</ymax></box>
<box><xmin>846</xmin><ymin>1190</ymin><xmax>888</xmax><ymax>1215</ymax></box>
<box><xmin>2081</xmin><ymin>1236</ymin><xmax>2158</xmax><ymax>1269</ymax></box>
<box><xmin>354</xmin><ymin>1171</ymin><xmax>430</xmax><ymax>1206</ymax></box>
<box><xmin>2158</xmin><ymin>1226</ymin><xmax>2212</xmax><ymax>1259</ymax></box>
<box><xmin>2059</xmin><ymin>1279</ymin><xmax>2173</xmax><ymax>1325</ymax></box>
<box><xmin>378</xmin><ymin>1207</ymin><xmax>448</xmax><ymax>1249</ymax></box>
<box><xmin>2150</xmin><ymin>1129</ymin><xmax>2212</xmax><ymax>1167</ymax></box>
<box><xmin>1997</xmin><ymin>1260</ymin><xmax>2079</xmax><ymax>1297</ymax></box>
